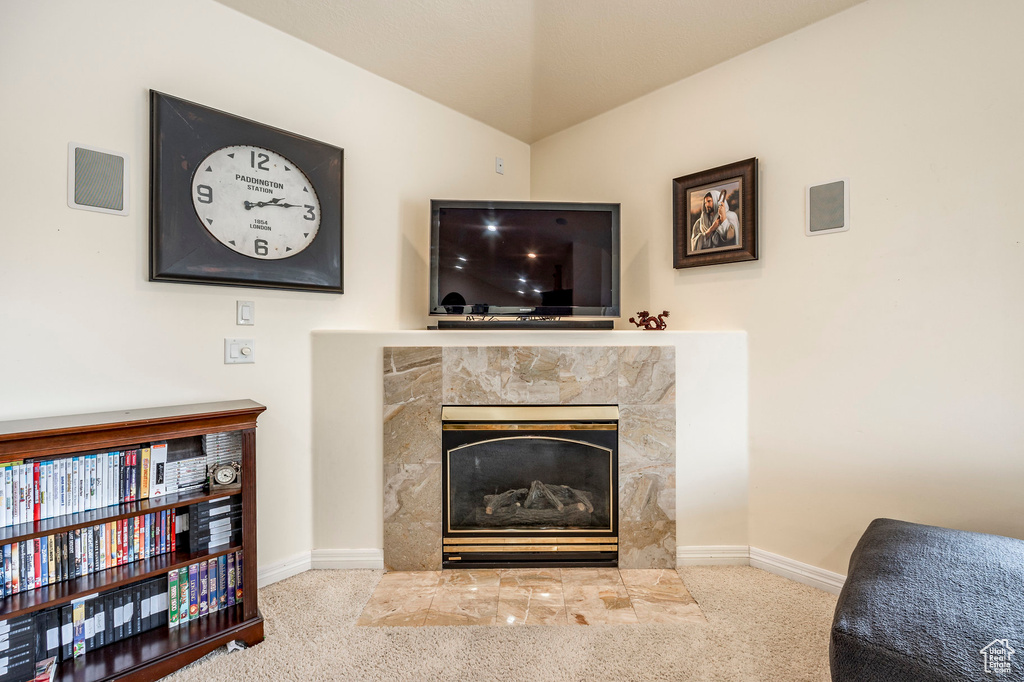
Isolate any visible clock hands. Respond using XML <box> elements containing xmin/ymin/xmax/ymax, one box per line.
<box><xmin>244</xmin><ymin>197</ymin><xmax>301</xmax><ymax>210</ymax></box>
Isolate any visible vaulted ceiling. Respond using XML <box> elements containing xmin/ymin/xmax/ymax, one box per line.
<box><xmin>216</xmin><ymin>0</ymin><xmax>865</xmax><ymax>143</ymax></box>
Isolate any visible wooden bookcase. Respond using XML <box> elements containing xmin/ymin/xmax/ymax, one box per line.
<box><xmin>0</xmin><ymin>400</ymin><xmax>266</xmax><ymax>682</ymax></box>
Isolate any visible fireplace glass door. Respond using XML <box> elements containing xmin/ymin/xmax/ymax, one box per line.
<box><xmin>447</xmin><ymin>435</ymin><xmax>613</xmax><ymax>532</ymax></box>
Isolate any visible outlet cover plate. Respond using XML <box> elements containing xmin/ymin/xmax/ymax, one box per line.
<box><xmin>236</xmin><ymin>300</ymin><xmax>254</xmax><ymax>325</ymax></box>
<box><xmin>224</xmin><ymin>338</ymin><xmax>255</xmax><ymax>364</ymax></box>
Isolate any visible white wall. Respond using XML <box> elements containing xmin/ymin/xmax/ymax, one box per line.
<box><xmin>0</xmin><ymin>0</ymin><xmax>529</xmax><ymax>566</ymax></box>
<box><xmin>531</xmin><ymin>0</ymin><xmax>1024</xmax><ymax>574</ymax></box>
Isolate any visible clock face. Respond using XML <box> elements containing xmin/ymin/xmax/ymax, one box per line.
<box><xmin>190</xmin><ymin>145</ymin><xmax>321</xmax><ymax>260</ymax></box>
<box><xmin>213</xmin><ymin>464</ymin><xmax>238</xmax><ymax>485</ymax></box>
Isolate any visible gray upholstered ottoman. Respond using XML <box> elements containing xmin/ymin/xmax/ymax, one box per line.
<box><xmin>830</xmin><ymin>518</ymin><xmax>1024</xmax><ymax>681</ymax></box>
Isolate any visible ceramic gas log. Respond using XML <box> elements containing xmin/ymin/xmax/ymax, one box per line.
<box><xmin>476</xmin><ymin>481</ymin><xmax>596</xmax><ymax>526</ymax></box>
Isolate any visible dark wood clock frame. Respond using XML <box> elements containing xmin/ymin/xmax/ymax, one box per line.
<box><xmin>149</xmin><ymin>90</ymin><xmax>344</xmax><ymax>293</ymax></box>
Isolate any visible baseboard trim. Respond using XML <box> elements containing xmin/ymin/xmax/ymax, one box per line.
<box><xmin>748</xmin><ymin>547</ymin><xmax>845</xmax><ymax>595</ymax></box>
<box><xmin>677</xmin><ymin>545</ymin><xmax>846</xmax><ymax>595</ymax></box>
<box><xmin>258</xmin><ymin>551</ymin><xmax>312</xmax><ymax>588</ymax></box>
<box><xmin>311</xmin><ymin>548</ymin><xmax>385</xmax><ymax>570</ymax></box>
<box><xmin>258</xmin><ymin>549</ymin><xmax>385</xmax><ymax>588</ymax></box>
<box><xmin>676</xmin><ymin>545</ymin><xmax>751</xmax><ymax>566</ymax></box>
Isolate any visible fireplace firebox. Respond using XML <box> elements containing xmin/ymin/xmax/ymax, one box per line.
<box><xmin>442</xmin><ymin>405</ymin><xmax>618</xmax><ymax>568</ymax></box>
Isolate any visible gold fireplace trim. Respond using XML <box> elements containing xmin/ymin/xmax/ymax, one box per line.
<box><xmin>444</xmin><ymin>423</ymin><xmax>616</xmax><ymax>431</ymax></box>
<box><xmin>444</xmin><ymin>536</ymin><xmax>617</xmax><ymax>554</ymax></box>
<box><xmin>441</xmin><ymin>405</ymin><xmax>619</xmax><ymax>423</ymax></box>
<box><xmin>444</xmin><ymin>544</ymin><xmax>618</xmax><ymax>553</ymax></box>
<box><xmin>444</xmin><ymin>536</ymin><xmax>617</xmax><ymax>545</ymax></box>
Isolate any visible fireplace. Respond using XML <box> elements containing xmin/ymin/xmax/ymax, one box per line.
<box><xmin>441</xmin><ymin>405</ymin><xmax>618</xmax><ymax>568</ymax></box>
<box><xmin>379</xmin><ymin>344</ymin><xmax>676</xmax><ymax>571</ymax></box>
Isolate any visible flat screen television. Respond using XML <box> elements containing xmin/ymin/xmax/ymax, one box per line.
<box><xmin>429</xmin><ymin>200</ymin><xmax>620</xmax><ymax>318</ymax></box>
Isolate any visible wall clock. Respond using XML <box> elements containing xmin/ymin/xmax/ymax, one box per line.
<box><xmin>150</xmin><ymin>91</ymin><xmax>343</xmax><ymax>292</ymax></box>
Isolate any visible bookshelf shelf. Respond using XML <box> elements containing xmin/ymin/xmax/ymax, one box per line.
<box><xmin>54</xmin><ymin>604</ymin><xmax>260</xmax><ymax>682</ymax></box>
<box><xmin>0</xmin><ymin>400</ymin><xmax>265</xmax><ymax>682</ymax></box>
<box><xmin>0</xmin><ymin>486</ymin><xmax>243</xmax><ymax>546</ymax></box>
<box><xmin>1</xmin><ymin>546</ymin><xmax>242</xmax><ymax>619</ymax></box>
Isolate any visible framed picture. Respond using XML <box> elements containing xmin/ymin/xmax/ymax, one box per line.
<box><xmin>672</xmin><ymin>157</ymin><xmax>757</xmax><ymax>268</ymax></box>
<box><xmin>150</xmin><ymin>91</ymin><xmax>343</xmax><ymax>293</ymax></box>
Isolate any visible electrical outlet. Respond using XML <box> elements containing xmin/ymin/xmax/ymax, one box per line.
<box><xmin>495</xmin><ymin>157</ymin><xmax>504</xmax><ymax>175</ymax></box>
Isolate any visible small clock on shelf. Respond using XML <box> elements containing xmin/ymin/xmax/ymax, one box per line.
<box><xmin>208</xmin><ymin>461</ymin><xmax>241</xmax><ymax>491</ymax></box>
<box><xmin>150</xmin><ymin>91</ymin><xmax>343</xmax><ymax>293</ymax></box>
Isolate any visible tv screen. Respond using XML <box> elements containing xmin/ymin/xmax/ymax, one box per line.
<box><xmin>430</xmin><ymin>200</ymin><xmax>620</xmax><ymax>318</ymax></box>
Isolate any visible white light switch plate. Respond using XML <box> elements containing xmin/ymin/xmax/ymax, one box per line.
<box><xmin>224</xmin><ymin>338</ymin><xmax>255</xmax><ymax>364</ymax></box>
<box><xmin>236</xmin><ymin>300</ymin><xmax>254</xmax><ymax>325</ymax></box>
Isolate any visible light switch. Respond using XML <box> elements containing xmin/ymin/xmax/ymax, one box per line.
<box><xmin>224</xmin><ymin>338</ymin><xmax>255</xmax><ymax>364</ymax></box>
<box><xmin>237</xmin><ymin>300</ymin><xmax>254</xmax><ymax>325</ymax></box>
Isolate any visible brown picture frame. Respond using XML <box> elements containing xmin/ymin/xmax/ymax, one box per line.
<box><xmin>673</xmin><ymin>157</ymin><xmax>758</xmax><ymax>268</ymax></box>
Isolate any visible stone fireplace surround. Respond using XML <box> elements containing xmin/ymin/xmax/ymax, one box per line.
<box><xmin>383</xmin><ymin>345</ymin><xmax>676</xmax><ymax>571</ymax></box>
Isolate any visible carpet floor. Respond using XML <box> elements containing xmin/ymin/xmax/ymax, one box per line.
<box><xmin>163</xmin><ymin>566</ymin><xmax>837</xmax><ymax>681</ymax></box>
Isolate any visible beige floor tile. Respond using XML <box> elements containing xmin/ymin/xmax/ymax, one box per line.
<box><xmin>559</xmin><ymin>567</ymin><xmax>623</xmax><ymax>587</ymax></box>
<box><xmin>355</xmin><ymin>571</ymin><xmax>440</xmax><ymax>626</ymax></box>
<box><xmin>438</xmin><ymin>569</ymin><xmax>501</xmax><ymax>587</ymax></box>
<box><xmin>496</xmin><ymin>580</ymin><xmax>567</xmax><ymax>626</ymax></box>
<box><xmin>497</xmin><ymin>568</ymin><xmax>562</xmax><ymax>588</ymax></box>
<box><xmin>562</xmin><ymin>570</ymin><xmax>639</xmax><ymax>625</ymax></box>
<box><xmin>422</xmin><ymin>595</ymin><xmax>498</xmax><ymax>625</ymax></box>
<box><xmin>423</xmin><ymin>570</ymin><xmax>500</xmax><ymax>626</ymax></box>
<box><xmin>620</xmin><ymin>569</ymin><xmax>706</xmax><ymax>624</ymax></box>
<box><xmin>618</xmin><ymin>568</ymin><xmax>685</xmax><ymax>589</ymax></box>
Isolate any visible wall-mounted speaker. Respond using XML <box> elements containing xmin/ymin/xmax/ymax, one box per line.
<box><xmin>67</xmin><ymin>142</ymin><xmax>129</xmax><ymax>215</ymax></box>
<box><xmin>805</xmin><ymin>178</ymin><xmax>849</xmax><ymax>236</ymax></box>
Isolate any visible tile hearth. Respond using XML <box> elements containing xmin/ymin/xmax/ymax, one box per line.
<box><xmin>356</xmin><ymin>569</ymin><xmax>704</xmax><ymax>627</ymax></box>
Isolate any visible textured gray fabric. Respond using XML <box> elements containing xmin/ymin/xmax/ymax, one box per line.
<box><xmin>831</xmin><ymin>518</ymin><xmax>1024</xmax><ymax>681</ymax></box>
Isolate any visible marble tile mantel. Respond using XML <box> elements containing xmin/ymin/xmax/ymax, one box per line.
<box><xmin>382</xmin><ymin>345</ymin><xmax>676</xmax><ymax>571</ymax></box>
